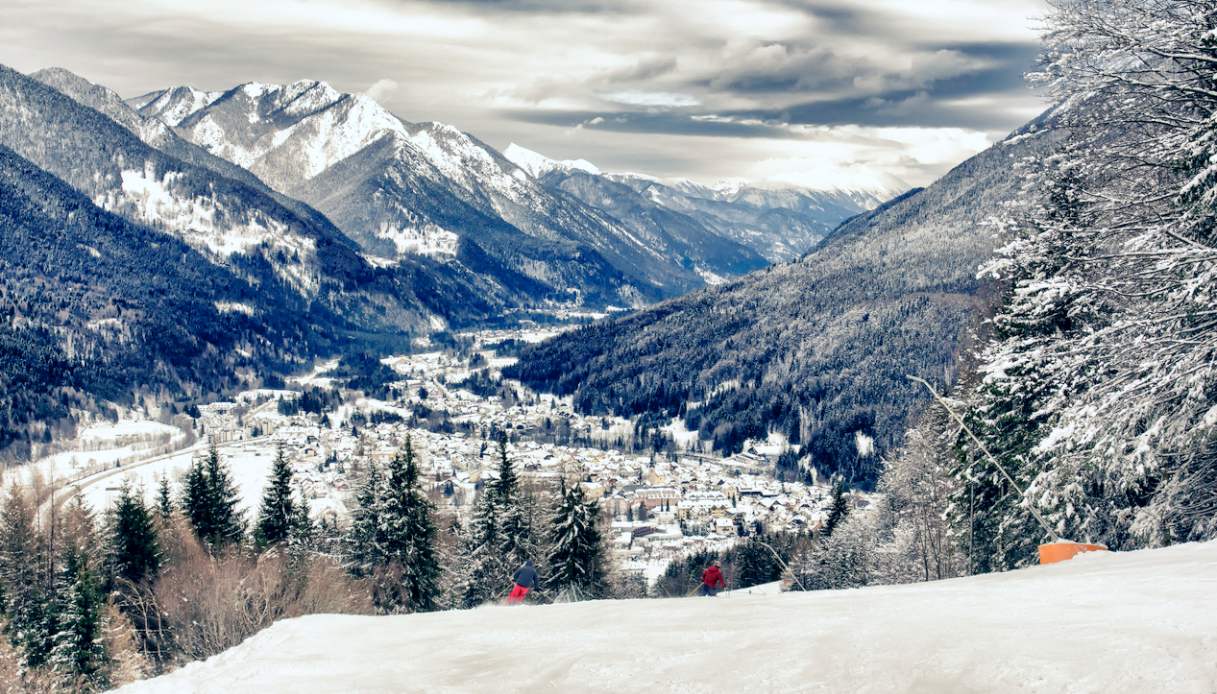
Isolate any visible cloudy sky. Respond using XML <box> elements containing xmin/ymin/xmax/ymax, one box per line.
<box><xmin>3</xmin><ymin>0</ymin><xmax>1048</xmax><ymax>191</ymax></box>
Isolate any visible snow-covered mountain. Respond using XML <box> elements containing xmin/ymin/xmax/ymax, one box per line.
<box><xmin>503</xmin><ymin>143</ymin><xmax>770</xmax><ymax>282</ymax></box>
<box><xmin>502</xmin><ymin>143</ymin><xmax>889</xmax><ymax>262</ymax></box>
<box><xmin>0</xmin><ymin>142</ymin><xmax>327</xmax><ymax>457</ymax></box>
<box><xmin>133</xmin><ymin>79</ymin><xmax>752</xmax><ymax>303</ymax></box>
<box><xmin>0</xmin><ymin>64</ymin><xmax>518</xmax><ymax>335</ymax></box>
<box><xmin>607</xmin><ymin>173</ymin><xmax>889</xmax><ymax>262</ymax></box>
<box><xmin>116</xmin><ymin>540</ymin><xmax>1217</xmax><ymax>693</ymax></box>
<box><xmin>507</xmin><ymin>104</ymin><xmax>1069</xmax><ymax>480</ymax></box>
<box><xmin>503</xmin><ymin>142</ymin><xmax>601</xmax><ymax>177</ymax></box>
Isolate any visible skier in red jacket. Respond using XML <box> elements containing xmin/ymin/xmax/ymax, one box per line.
<box><xmin>700</xmin><ymin>560</ymin><xmax>726</xmax><ymax>596</ymax></box>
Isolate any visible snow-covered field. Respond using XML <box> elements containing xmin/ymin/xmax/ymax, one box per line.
<box><xmin>78</xmin><ymin>441</ymin><xmax>276</xmax><ymax>518</ymax></box>
<box><xmin>16</xmin><ymin>420</ymin><xmax>188</xmax><ymax>488</ymax></box>
<box><xmin>119</xmin><ymin>541</ymin><xmax>1217</xmax><ymax>693</ymax></box>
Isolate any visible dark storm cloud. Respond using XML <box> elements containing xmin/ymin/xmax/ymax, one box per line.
<box><xmin>763</xmin><ymin>0</ymin><xmax>883</xmax><ymax>34</ymax></box>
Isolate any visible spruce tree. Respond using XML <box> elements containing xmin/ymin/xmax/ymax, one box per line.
<box><xmin>453</xmin><ymin>485</ymin><xmax>503</xmax><ymax>608</ymax></box>
<box><xmin>108</xmin><ymin>484</ymin><xmax>161</xmax><ymax>587</ymax></box>
<box><xmin>0</xmin><ymin>485</ymin><xmax>51</xmax><ymax>665</ymax></box>
<box><xmin>376</xmin><ymin>438</ymin><xmax>441</xmax><ymax>612</ymax></box>
<box><xmin>494</xmin><ymin>434</ymin><xmax>531</xmax><ymax>566</ymax></box>
<box><xmin>345</xmin><ymin>461</ymin><xmax>384</xmax><ymax>577</ymax></box>
<box><xmin>155</xmin><ymin>477</ymin><xmax>174</xmax><ymax>523</ymax></box>
<box><xmin>289</xmin><ymin>481</ymin><xmax>315</xmax><ymax>553</ymax></box>
<box><xmin>255</xmin><ymin>447</ymin><xmax>296</xmax><ymax>549</ymax></box>
<box><xmin>823</xmin><ymin>478</ymin><xmax>850</xmax><ymax>537</ymax></box>
<box><xmin>181</xmin><ymin>458</ymin><xmax>209</xmax><ymax>538</ymax></box>
<box><xmin>49</xmin><ymin>554</ymin><xmax>108</xmax><ymax>689</ymax></box>
<box><xmin>545</xmin><ymin>479</ymin><xmax>605</xmax><ymax>599</ymax></box>
<box><xmin>204</xmin><ymin>444</ymin><xmax>245</xmax><ymax>548</ymax></box>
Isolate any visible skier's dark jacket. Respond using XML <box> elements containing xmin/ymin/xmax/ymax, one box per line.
<box><xmin>513</xmin><ymin>560</ymin><xmax>539</xmax><ymax>589</ymax></box>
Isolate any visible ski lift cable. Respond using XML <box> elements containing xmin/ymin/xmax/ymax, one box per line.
<box><xmin>906</xmin><ymin>375</ymin><xmax>1059</xmax><ymax>541</ymax></box>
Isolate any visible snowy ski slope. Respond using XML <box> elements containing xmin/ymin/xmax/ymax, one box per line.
<box><xmin>118</xmin><ymin>540</ymin><xmax>1217</xmax><ymax>693</ymax></box>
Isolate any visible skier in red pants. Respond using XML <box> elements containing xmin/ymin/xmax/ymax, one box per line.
<box><xmin>700</xmin><ymin>560</ymin><xmax>726</xmax><ymax>596</ymax></box>
<box><xmin>507</xmin><ymin>560</ymin><xmax>539</xmax><ymax>605</ymax></box>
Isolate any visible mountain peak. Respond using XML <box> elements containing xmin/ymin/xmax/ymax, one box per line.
<box><xmin>129</xmin><ymin>84</ymin><xmax>222</xmax><ymax>126</ymax></box>
<box><xmin>503</xmin><ymin>142</ymin><xmax>600</xmax><ymax>178</ymax></box>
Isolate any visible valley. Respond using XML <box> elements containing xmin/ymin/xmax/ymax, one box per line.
<box><xmin>35</xmin><ymin>320</ymin><xmax>844</xmax><ymax>585</ymax></box>
<box><xmin>5</xmin><ymin>1</ymin><xmax>1216</xmax><ymax>688</ymax></box>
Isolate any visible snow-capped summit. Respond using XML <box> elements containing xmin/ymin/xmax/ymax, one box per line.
<box><xmin>135</xmin><ymin>78</ymin><xmax>696</xmax><ymax>304</ymax></box>
<box><xmin>127</xmin><ymin>84</ymin><xmax>222</xmax><ymax>127</ymax></box>
<box><xmin>503</xmin><ymin>142</ymin><xmax>601</xmax><ymax>178</ymax></box>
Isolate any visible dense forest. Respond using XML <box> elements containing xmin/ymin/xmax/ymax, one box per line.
<box><xmin>0</xmin><ymin>146</ymin><xmax>321</xmax><ymax>459</ymax></box>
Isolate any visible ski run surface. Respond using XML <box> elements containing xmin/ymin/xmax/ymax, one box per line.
<box><xmin>117</xmin><ymin>540</ymin><xmax>1217</xmax><ymax>693</ymax></box>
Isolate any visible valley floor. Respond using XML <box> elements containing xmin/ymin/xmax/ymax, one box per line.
<box><xmin>117</xmin><ymin>540</ymin><xmax>1217</xmax><ymax>693</ymax></box>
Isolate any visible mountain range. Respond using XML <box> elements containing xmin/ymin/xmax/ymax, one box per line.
<box><xmin>505</xmin><ymin>142</ymin><xmax>887</xmax><ymax>265</ymax></box>
<box><xmin>506</xmin><ymin>108</ymin><xmax>1069</xmax><ymax>485</ymax></box>
<box><xmin>129</xmin><ymin>80</ymin><xmax>875</xmax><ymax>301</ymax></box>
<box><xmin>0</xmin><ymin>62</ymin><xmax>876</xmax><ymax>459</ymax></box>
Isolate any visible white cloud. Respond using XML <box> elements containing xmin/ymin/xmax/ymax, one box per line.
<box><xmin>601</xmin><ymin>91</ymin><xmax>699</xmax><ymax>108</ymax></box>
<box><xmin>0</xmin><ymin>0</ymin><xmax>1049</xmax><ymax>188</ymax></box>
<box><xmin>365</xmin><ymin>78</ymin><xmax>399</xmax><ymax>101</ymax></box>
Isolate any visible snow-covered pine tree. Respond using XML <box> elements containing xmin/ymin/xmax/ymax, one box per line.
<box><xmin>0</xmin><ymin>484</ymin><xmax>53</xmax><ymax>665</ymax></box>
<box><xmin>48</xmin><ymin>553</ymin><xmax>108</xmax><ymax>690</ymax></box>
<box><xmin>493</xmin><ymin>434</ymin><xmax>532</xmax><ymax>567</ymax></box>
<box><xmin>344</xmin><ymin>461</ymin><xmax>384</xmax><ymax>577</ymax></box>
<box><xmin>375</xmin><ymin>437</ymin><xmax>440</xmax><ymax>612</ymax></box>
<box><xmin>952</xmin><ymin>171</ymin><xmax>1103</xmax><ymax>570</ymax></box>
<box><xmin>203</xmin><ymin>445</ymin><xmax>245</xmax><ymax>548</ymax></box>
<box><xmin>154</xmin><ymin>477</ymin><xmax>174</xmax><ymax>523</ymax></box>
<box><xmin>452</xmin><ymin>483</ymin><xmax>503</xmax><ymax>608</ymax></box>
<box><xmin>255</xmin><ymin>446</ymin><xmax>296</xmax><ymax>549</ymax></box>
<box><xmin>107</xmin><ymin>483</ymin><xmax>161</xmax><ymax>588</ymax></box>
<box><xmin>823</xmin><ymin>477</ymin><xmax>850</xmax><ymax>537</ymax></box>
<box><xmin>957</xmin><ymin>0</ymin><xmax>1217</xmax><ymax>555</ymax></box>
<box><xmin>545</xmin><ymin>478</ymin><xmax>605</xmax><ymax>600</ymax></box>
<box><xmin>288</xmin><ymin>481</ymin><xmax>315</xmax><ymax>553</ymax></box>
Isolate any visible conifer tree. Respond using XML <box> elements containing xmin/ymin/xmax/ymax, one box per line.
<box><xmin>180</xmin><ymin>458</ymin><xmax>209</xmax><ymax>537</ymax></box>
<box><xmin>453</xmin><ymin>485</ymin><xmax>503</xmax><ymax>608</ymax></box>
<box><xmin>204</xmin><ymin>444</ymin><xmax>245</xmax><ymax>548</ymax></box>
<box><xmin>155</xmin><ymin>477</ymin><xmax>174</xmax><ymax>523</ymax></box>
<box><xmin>108</xmin><ymin>484</ymin><xmax>161</xmax><ymax>588</ymax></box>
<box><xmin>494</xmin><ymin>434</ymin><xmax>531</xmax><ymax>566</ymax></box>
<box><xmin>823</xmin><ymin>478</ymin><xmax>850</xmax><ymax>537</ymax></box>
<box><xmin>546</xmin><ymin>479</ymin><xmax>605</xmax><ymax>599</ymax></box>
<box><xmin>345</xmin><ymin>461</ymin><xmax>384</xmax><ymax>577</ymax></box>
<box><xmin>0</xmin><ymin>485</ymin><xmax>51</xmax><ymax>665</ymax></box>
<box><xmin>49</xmin><ymin>554</ymin><xmax>109</xmax><ymax>689</ymax></box>
<box><xmin>255</xmin><ymin>447</ymin><xmax>296</xmax><ymax>549</ymax></box>
<box><xmin>375</xmin><ymin>437</ymin><xmax>441</xmax><ymax>612</ymax></box>
<box><xmin>288</xmin><ymin>482</ymin><xmax>315</xmax><ymax>553</ymax></box>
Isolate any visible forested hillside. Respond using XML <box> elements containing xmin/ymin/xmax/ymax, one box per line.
<box><xmin>0</xmin><ymin>146</ymin><xmax>315</xmax><ymax>459</ymax></box>
<box><xmin>507</xmin><ymin>114</ymin><xmax>1065</xmax><ymax>486</ymax></box>
<box><xmin>769</xmin><ymin>0</ymin><xmax>1217</xmax><ymax>590</ymax></box>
